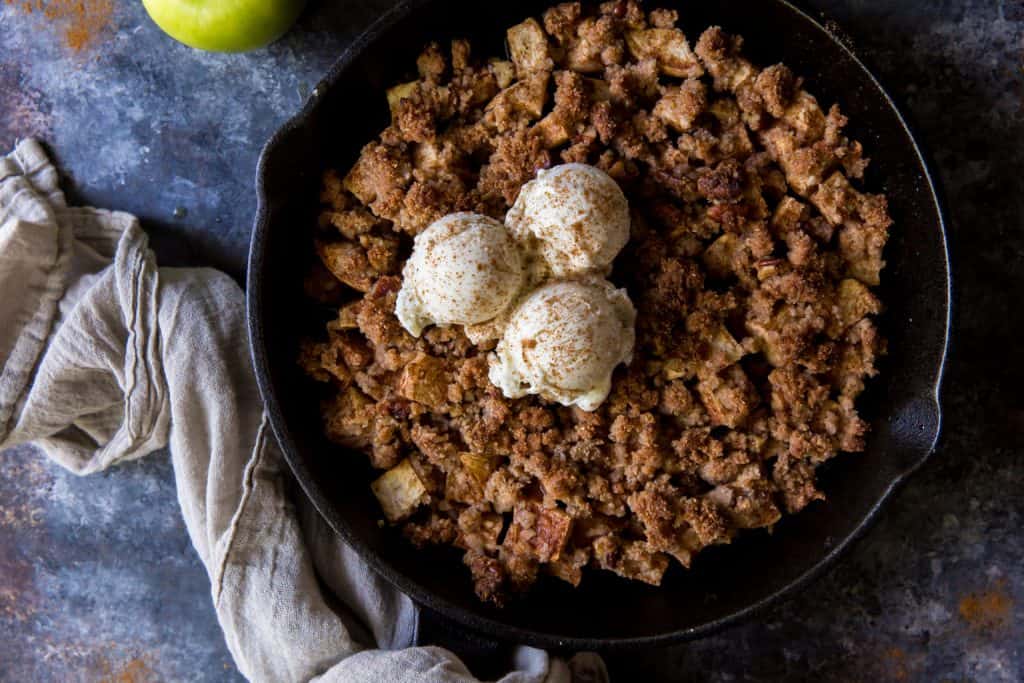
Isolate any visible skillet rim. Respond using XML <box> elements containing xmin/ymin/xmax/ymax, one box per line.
<box><xmin>248</xmin><ymin>0</ymin><xmax>952</xmax><ymax>650</ymax></box>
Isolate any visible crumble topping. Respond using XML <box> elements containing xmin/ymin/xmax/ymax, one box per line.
<box><xmin>301</xmin><ymin>0</ymin><xmax>890</xmax><ymax>605</ymax></box>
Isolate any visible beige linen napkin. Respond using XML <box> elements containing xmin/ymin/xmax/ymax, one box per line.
<box><xmin>0</xmin><ymin>139</ymin><xmax>607</xmax><ymax>683</ymax></box>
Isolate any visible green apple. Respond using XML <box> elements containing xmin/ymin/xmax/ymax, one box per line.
<box><xmin>142</xmin><ymin>0</ymin><xmax>306</xmax><ymax>52</ymax></box>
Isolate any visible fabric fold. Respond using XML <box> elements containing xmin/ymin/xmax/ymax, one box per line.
<box><xmin>0</xmin><ymin>139</ymin><xmax>70</xmax><ymax>440</ymax></box>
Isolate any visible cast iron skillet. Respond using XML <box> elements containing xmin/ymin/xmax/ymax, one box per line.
<box><xmin>249</xmin><ymin>0</ymin><xmax>951</xmax><ymax>653</ymax></box>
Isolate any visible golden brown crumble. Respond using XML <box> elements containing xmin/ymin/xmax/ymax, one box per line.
<box><xmin>301</xmin><ymin>1</ymin><xmax>890</xmax><ymax>605</ymax></box>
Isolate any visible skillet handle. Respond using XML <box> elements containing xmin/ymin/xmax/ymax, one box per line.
<box><xmin>414</xmin><ymin>606</ymin><xmax>516</xmax><ymax>678</ymax></box>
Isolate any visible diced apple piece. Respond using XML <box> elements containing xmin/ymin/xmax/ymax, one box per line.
<box><xmin>653</xmin><ymin>80</ymin><xmax>707</xmax><ymax>132</ymax></box>
<box><xmin>444</xmin><ymin>468</ymin><xmax>485</xmax><ymax>505</ymax></box>
<box><xmin>770</xmin><ymin>196</ymin><xmax>809</xmax><ymax>235</ymax></box>
<box><xmin>386</xmin><ymin>80</ymin><xmax>419</xmax><ymax>117</ymax></box>
<box><xmin>316</xmin><ymin>240</ymin><xmax>374</xmax><ymax>292</ymax></box>
<box><xmin>746</xmin><ymin>319</ymin><xmax>783</xmax><ymax>367</ymax></box>
<box><xmin>663</xmin><ymin>356</ymin><xmax>698</xmax><ymax>381</ymax></box>
<box><xmin>705</xmin><ymin>465</ymin><xmax>781</xmax><ymax>529</ymax></box>
<box><xmin>460</xmin><ymin>452</ymin><xmax>496</xmax><ymax>485</ymax></box>
<box><xmin>504</xmin><ymin>502</ymin><xmax>572</xmax><ymax>562</ymax></box>
<box><xmin>327</xmin><ymin>301</ymin><xmax>361</xmax><ymax>331</ymax></box>
<box><xmin>831</xmin><ymin>278</ymin><xmax>880</xmax><ymax>336</ymax></box>
<box><xmin>709</xmin><ymin>326</ymin><xmax>745</xmax><ymax>369</ymax></box>
<box><xmin>413</xmin><ymin>140</ymin><xmax>444</xmax><ymax>174</ymax></box>
<box><xmin>489</xmin><ymin>59</ymin><xmax>516</xmax><ymax>88</ymax></box>
<box><xmin>454</xmin><ymin>509</ymin><xmax>503</xmax><ymax>552</ymax></box>
<box><xmin>534</xmin><ymin>112</ymin><xmax>573</xmax><ymax>148</ymax></box>
<box><xmin>625</xmin><ymin>28</ymin><xmax>703</xmax><ymax>78</ymax></box>
<box><xmin>840</xmin><ymin>222</ymin><xmax>885</xmax><ymax>286</ymax></box>
<box><xmin>759</xmin><ymin>125</ymin><xmax>833</xmax><ymax>196</ymax></box>
<box><xmin>564</xmin><ymin>17</ymin><xmax>604</xmax><ymax>73</ymax></box>
<box><xmin>810</xmin><ymin>171</ymin><xmax>858</xmax><ymax>226</ymax></box>
<box><xmin>546</xmin><ymin>546</ymin><xmax>589</xmax><ymax>586</ymax></box>
<box><xmin>507</xmin><ymin>18</ymin><xmax>553</xmax><ymax>75</ymax></box>
<box><xmin>781</xmin><ymin>91</ymin><xmax>826</xmax><ymax>144</ymax></box>
<box><xmin>702</xmin><ymin>233</ymin><xmax>741</xmax><ymax>279</ymax></box>
<box><xmin>592</xmin><ymin>536</ymin><xmax>669</xmax><ymax>585</ymax></box>
<box><xmin>485</xmin><ymin>73</ymin><xmax>550</xmax><ymax>121</ymax></box>
<box><xmin>371</xmin><ymin>459</ymin><xmax>429</xmax><ymax>522</ymax></box>
<box><xmin>696</xmin><ymin>365</ymin><xmax>755</xmax><ymax>428</ymax></box>
<box><xmin>397</xmin><ymin>352</ymin><xmax>448</xmax><ymax>408</ymax></box>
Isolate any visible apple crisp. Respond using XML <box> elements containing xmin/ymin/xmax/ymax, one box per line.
<box><xmin>301</xmin><ymin>1</ymin><xmax>890</xmax><ymax>605</ymax></box>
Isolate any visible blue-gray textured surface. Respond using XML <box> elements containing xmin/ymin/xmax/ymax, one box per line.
<box><xmin>0</xmin><ymin>0</ymin><xmax>1021</xmax><ymax>681</ymax></box>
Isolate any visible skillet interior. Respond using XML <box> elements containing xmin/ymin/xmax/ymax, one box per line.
<box><xmin>249</xmin><ymin>0</ymin><xmax>951</xmax><ymax>649</ymax></box>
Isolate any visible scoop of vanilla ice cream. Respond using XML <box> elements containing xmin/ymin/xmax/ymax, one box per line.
<box><xmin>489</xmin><ymin>278</ymin><xmax>636</xmax><ymax>411</ymax></box>
<box><xmin>396</xmin><ymin>212</ymin><xmax>526</xmax><ymax>337</ymax></box>
<box><xmin>507</xmin><ymin>163</ymin><xmax>630</xmax><ymax>278</ymax></box>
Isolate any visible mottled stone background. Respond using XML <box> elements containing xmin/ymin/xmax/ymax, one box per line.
<box><xmin>0</xmin><ymin>0</ymin><xmax>1021</xmax><ymax>681</ymax></box>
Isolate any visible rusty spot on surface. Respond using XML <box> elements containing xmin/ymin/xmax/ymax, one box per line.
<box><xmin>39</xmin><ymin>643</ymin><xmax>164</xmax><ymax>682</ymax></box>
<box><xmin>958</xmin><ymin>579</ymin><xmax>1014</xmax><ymax>633</ymax></box>
<box><xmin>0</xmin><ymin>451</ymin><xmax>52</xmax><ymax>622</ymax></box>
<box><xmin>0</xmin><ymin>63</ymin><xmax>53</xmax><ymax>150</ymax></box>
<box><xmin>0</xmin><ymin>551</ymin><xmax>38</xmax><ymax>622</ymax></box>
<box><xmin>98</xmin><ymin>656</ymin><xmax>159</xmax><ymax>683</ymax></box>
<box><xmin>2</xmin><ymin>0</ymin><xmax>115</xmax><ymax>53</ymax></box>
<box><xmin>0</xmin><ymin>449</ymin><xmax>53</xmax><ymax>530</ymax></box>
<box><xmin>883</xmin><ymin>647</ymin><xmax>909</xmax><ymax>682</ymax></box>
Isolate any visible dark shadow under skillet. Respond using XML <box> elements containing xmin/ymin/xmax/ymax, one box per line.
<box><xmin>249</xmin><ymin>0</ymin><xmax>951</xmax><ymax>653</ymax></box>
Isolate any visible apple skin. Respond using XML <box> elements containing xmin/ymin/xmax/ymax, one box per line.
<box><xmin>143</xmin><ymin>0</ymin><xmax>306</xmax><ymax>52</ymax></box>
